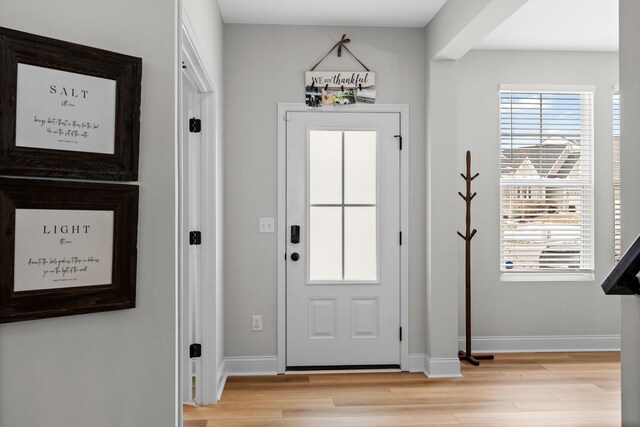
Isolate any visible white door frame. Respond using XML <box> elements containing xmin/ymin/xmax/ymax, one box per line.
<box><xmin>179</xmin><ymin>11</ymin><xmax>219</xmax><ymax>405</ymax></box>
<box><xmin>277</xmin><ymin>104</ymin><xmax>410</xmax><ymax>373</ymax></box>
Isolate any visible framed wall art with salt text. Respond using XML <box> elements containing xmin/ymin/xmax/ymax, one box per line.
<box><xmin>0</xmin><ymin>26</ymin><xmax>141</xmax><ymax>180</ymax></box>
<box><xmin>0</xmin><ymin>178</ymin><xmax>138</xmax><ymax>323</ymax></box>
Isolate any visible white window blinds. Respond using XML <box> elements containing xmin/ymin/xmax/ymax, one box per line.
<box><xmin>613</xmin><ymin>92</ymin><xmax>621</xmax><ymax>263</ymax></box>
<box><xmin>500</xmin><ymin>88</ymin><xmax>594</xmax><ymax>272</ymax></box>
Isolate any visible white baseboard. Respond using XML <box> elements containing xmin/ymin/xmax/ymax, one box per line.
<box><xmin>458</xmin><ymin>335</ymin><xmax>621</xmax><ymax>353</ymax></box>
<box><xmin>424</xmin><ymin>355</ymin><xmax>462</xmax><ymax>378</ymax></box>
<box><xmin>216</xmin><ymin>359</ymin><xmax>227</xmax><ymax>402</ymax></box>
<box><xmin>224</xmin><ymin>356</ymin><xmax>279</xmax><ymax>376</ymax></box>
<box><xmin>408</xmin><ymin>353</ymin><xmax>426</xmax><ymax>372</ymax></box>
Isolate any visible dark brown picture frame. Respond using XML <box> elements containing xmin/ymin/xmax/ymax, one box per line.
<box><xmin>0</xmin><ymin>26</ymin><xmax>141</xmax><ymax>181</ymax></box>
<box><xmin>0</xmin><ymin>178</ymin><xmax>138</xmax><ymax>323</ymax></box>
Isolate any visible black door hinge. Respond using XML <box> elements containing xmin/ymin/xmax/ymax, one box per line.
<box><xmin>399</xmin><ymin>231</ymin><xmax>403</xmax><ymax>245</ymax></box>
<box><xmin>394</xmin><ymin>134</ymin><xmax>403</xmax><ymax>150</ymax></box>
<box><xmin>189</xmin><ymin>118</ymin><xmax>201</xmax><ymax>133</ymax></box>
<box><xmin>399</xmin><ymin>327</ymin><xmax>403</xmax><ymax>341</ymax></box>
<box><xmin>190</xmin><ymin>343</ymin><xmax>202</xmax><ymax>358</ymax></box>
<box><xmin>189</xmin><ymin>231</ymin><xmax>202</xmax><ymax>245</ymax></box>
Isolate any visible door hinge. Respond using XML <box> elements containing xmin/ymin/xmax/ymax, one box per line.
<box><xmin>189</xmin><ymin>343</ymin><xmax>202</xmax><ymax>358</ymax></box>
<box><xmin>399</xmin><ymin>231</ymin><xmax>403</xmax><ymax>245</ymax></box>
<box><xmin>394</xmin><ymin>134</ymin><xmax>403</xmax><ymax>150</ymax></box>
<box><xmin>399</xmin><ymin>327</ymin><xmax>403</xmax><ymax>341</ymax></box>
<box><xmin>189</xmin><ymin>118</ymin><xmax>201</xmax><ymax>133</ymax></box>
<box><xmin>189</xmin><ymin>231</ymin><xmax>202</xmax><ymax>245</ymax></box>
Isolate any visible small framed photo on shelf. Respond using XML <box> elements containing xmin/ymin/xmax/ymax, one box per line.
<box><xmin>0</xmin><ymin>26</ymin><xmax>142</xmax><ymax>181</ymax></box>
<box><xmin>0</xmin><ymin>178</ymin><xmax>139</xmax><ymax>323</ymax></box>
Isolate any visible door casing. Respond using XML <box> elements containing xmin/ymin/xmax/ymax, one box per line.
<box><xmin>179</xmin><ymin>11</ymin><xmax>220</xmax><ymax>407</ymax></box>
<box><xmin>277</xmin><ymin>103</ymin><xmax>410</xmax><ymax>373</ymax></box>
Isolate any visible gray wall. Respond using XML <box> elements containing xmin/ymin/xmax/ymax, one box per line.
<box><xmin>456</xmin><ymin>50</ymin><xmax>621</xmax><ymax>338</ymax></box>
<box><xmin>223</xmin><ymin>25</ymin><xmax>427</xmax><ymax>356</ymax></box>
<box><xmin>619</xmin><ymin>1</ymin><xmax>640</xmax><ymax>424</ymax></box>
<box><xmin>0</xmin><ymin>0</ymin><xmax>178</xmax><ymax>426</ymax></box>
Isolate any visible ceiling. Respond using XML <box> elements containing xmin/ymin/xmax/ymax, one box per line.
<box><xmin>476</xmin><ymin>0</ymin><xmax>618</xmax><ymax>51</ymax></box>
<box><xmin>217</xmin><ymin>0</ymin><xmax>619</xmax><ymax>52</ymax></box>
<box><xmin>217</xmin><ymin>0</ymin><xmax>448</xmax><ymax>28</ymax></box>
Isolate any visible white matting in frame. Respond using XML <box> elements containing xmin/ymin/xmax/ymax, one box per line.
<box><xmin>15</xmin><ymin>63</ymin><xmax>116</xmax><ymax>154</ymax></box>
<box><xmin>13</xmin><ymin>209</ymin><xmax>114</xmax><ymax>292</ymax></box>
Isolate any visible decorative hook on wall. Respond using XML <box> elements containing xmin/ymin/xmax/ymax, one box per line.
<box><xmin>309</xmin><ymin>33</ymin><xmax>370</xmax><ymax>72</ymax></box>
<box><xmin>336</xmin><ymin>33</ymin><xmax>350</xmax><ymax>57</ymax></box>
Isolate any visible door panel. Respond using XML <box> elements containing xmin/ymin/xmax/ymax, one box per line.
<box><xmin>286</xmin><ymin>112</ymin><xmax>400</xmax><ymax>367</ymax></box>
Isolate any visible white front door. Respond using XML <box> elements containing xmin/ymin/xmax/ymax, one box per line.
<box><xmin>286</xmin><ymin>112</ymin><xmax>401</xmax><ymax>368</ymax></box>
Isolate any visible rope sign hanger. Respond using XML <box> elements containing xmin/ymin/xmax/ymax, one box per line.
<box><xmin>309</xmin><ymin>34</ymin><xmax>370</xmax><ymax>72</ymax></box>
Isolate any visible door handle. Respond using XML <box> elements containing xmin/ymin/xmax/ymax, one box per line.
<box><xmin>290</xmin><ymin>253</ymin><xmax>300</xmax><ymax>261</ymax></box>
<box><xmin>291</xmin><ymin>225</ymin><xmax>300</xmax><ymax>244</ymax></box>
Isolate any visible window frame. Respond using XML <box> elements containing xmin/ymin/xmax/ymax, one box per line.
<box><xmin>498</xmin><ymin>84</ymin><xmax>596</xmax><ymax>281</ymax></box>
<box><xmin>613</xmin><ymin>88</ymin><xmax>621</xmax><ymax>264</ymax></box>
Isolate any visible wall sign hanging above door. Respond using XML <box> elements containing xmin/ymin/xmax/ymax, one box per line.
<box><xmin>305</xmin><ymin>34</ymin><xmax>376</xmax><ymax>108</ymax></box>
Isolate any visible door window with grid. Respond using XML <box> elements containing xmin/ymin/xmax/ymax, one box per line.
<box><xmin>308</xmin><ymin>130</ymin><xmax>378</xmax><ymax>282</ymax></box>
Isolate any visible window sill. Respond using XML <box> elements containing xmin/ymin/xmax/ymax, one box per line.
<box><xmin>500</xmin><ymin>272</ymin><xmax>595</xmax><ymax>282</ymax></box>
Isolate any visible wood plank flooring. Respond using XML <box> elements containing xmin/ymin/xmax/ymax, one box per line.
<box><xmin>183</xmin><ymin>352</ymin><xmax>620</xmax><ymax>426</ymax></box>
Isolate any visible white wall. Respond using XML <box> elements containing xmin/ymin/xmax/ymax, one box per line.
<box><xmin>0</xmin><ymin>1</ymin><xmax>178</xmax><ymax>426</ymax></box>
<box><xmin>182</xmin><ymin>0</ymin><xmax>226</xmax><ymax>393</ymax></box>
<box><xmin>619</xmin><ymin>1</ymin><xmax>640</xmax><ymax>424</ymax></box>
<box><xmin>457</xmin><ymin>50</ymin><xmax>621</xmax><ymax>341</ymax></box>
<box><xmin>223</xmin><ymin>25</ymin><xmax>427</xmax><ymax>356</ymax></box>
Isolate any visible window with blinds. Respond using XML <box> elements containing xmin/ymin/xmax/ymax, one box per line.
<box><xmin>613</xmin><ymin>92</ymin><xmax>621</xmax><ymax>263</ymax></box>
<box><xmin>500</xmin><ymin>88</ymin><xmax>594</xmax><ymax>273</ymax></box>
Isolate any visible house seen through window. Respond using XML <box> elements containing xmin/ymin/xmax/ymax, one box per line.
<box><xmin>500</xmin><ymin>87</ymin><xmax>594</xmax><ymax>273</ymax></box>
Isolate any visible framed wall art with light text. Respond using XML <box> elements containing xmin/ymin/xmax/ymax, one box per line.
<box><xmin>0</xmin><ymin>26</ymin><xmax>141</xmax><ymax>180</ymax></box>
<box><xmin>0</xmin><ymin>178</ymin><xmax>138</xmax><ymax>323</ymax></box>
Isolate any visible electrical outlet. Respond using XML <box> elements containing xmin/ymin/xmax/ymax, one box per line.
<box><xmin>252</xmin><ymin>315</ymin><xmax>263</xmax><ymax>331</ymax></box>
<box><xmin>259</xmin><ymin>217</ymin><xmax>274</xmax><ymax>233</ymax></box>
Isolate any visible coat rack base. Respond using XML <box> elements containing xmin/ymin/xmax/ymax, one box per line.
<box><xmin>458</xmin><ymin>350</ymin><xmax>494</xmax><ymax>366</ymax></box>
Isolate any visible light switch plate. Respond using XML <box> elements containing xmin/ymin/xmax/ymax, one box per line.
<box><xmin>259</xmin><ymin>217</ymin><xmax>274</xmax><ymax>233</ymax></box>
<box><xmin>252</xmin><ymin>315</ymin><xmax>263</xmax><ymax>331</ymax></box>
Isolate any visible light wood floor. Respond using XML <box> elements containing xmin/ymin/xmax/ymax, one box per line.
<box><xmin>183</xmin><ymin>352</ymin><xmax>621</xmax><ymax>426</ymax></box>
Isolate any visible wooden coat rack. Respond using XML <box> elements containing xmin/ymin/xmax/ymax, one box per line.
<box><xmin>457</xmin><ymin>151</ymin><xmax>494</xmax><ymax>366</ymax></box>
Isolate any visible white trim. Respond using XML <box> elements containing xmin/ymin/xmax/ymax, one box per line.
<box><xmin>216</xmin><ymin>358</ymin><xmax>227</xmax><ymax>402</ymax></box>
<box><xmin>225</xmin><ymin>356</ymin><xmax>279</xmax><ymax>376</ymax></box>
<box><xmin>424</xmin><ymin>356</ymin><xmax>462</xmax><ymax>378</ymax></box>
<box><xmin>180</xmin><ymin>13</ymin><xmax>219</xmax><ymax>406</ymax></box>
<box><xmin>499</xmin><ymin>83</ymin><xmax>596</xmax><ymax>93</ymax></box>
<box><xmin>501</xmin><ymin>272</ymin><xmax>595</xmax><ymax>282</ymax></box>
<box><xmin>277</xmin><ymin>106</ymin><xmax>287</xmax><ymax>374</ymax></box>
<box><xmin>458</xmin><ymin>335</ymin><xmax>621</xmax><ymax>353</ymax></box>
<box><xmin>181</xmin><ymin>11</ymin><xmax>216</xmax><ymax>92</ymax></box>
<box><xmin>277</xmin><ymin>103</ymin><xmax>410</xmax><ymax>373</ymax></box>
